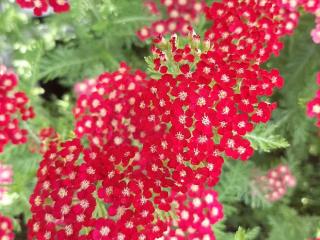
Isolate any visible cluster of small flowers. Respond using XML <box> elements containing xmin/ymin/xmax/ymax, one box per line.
<box><xmin>306</xmin><ymin>73</ymin><xmax>320</xmax><ymax>125</ymax></box>
<box><xmin>0</xmin><ymin>214</ymin><xmax>14</xmax><ymax>240</ymax></box>
<box><xmin>137</xmin><ymin>0</ymin><xmax>206</xmax><ymax>41</ymax></box>
<box><xmin>15</xmin><ymin>0</ymin><xmax>70</xmax><ymax>16</ymax></box>
<box><xmin>29</xmin><ymin>61</ymin><xmax>225</xmax><ymax>239</ymax></box>
<box><xmin>0</xmin><ymin>163</ymin><xmax>13</xmax><ymax>201</ymax></box>
<box><xmin>142</xmin><ymin>32</ymin><xmax>282</xmax><ymax>164</ymax></box>
<box><xmin>28</xmin><ymin>138</ymin><xmax>171</xmax><ymax>239</ymax></box>
<box><xmin>254</xmin><ymin>165</ymin><xmax>296</xmax><ymax>202</ymax></box>
<box><xmin>276</xmin><ymin>0</ymin><xmax>320</xmax><ymax>44</ymax></box>
<box><xmin>165</xmin><ymin>185</ymin><xmax>223</xmax><ymax>240</ymax></box>
<box><xmin>0</xmin><ymin>66</ymin><xmax>35</xmax><ymax>153</ymax></box>
<box><xmin>73</xmin><ymin>62</ymin><xmax>147</xmax><ymax>146</ymax></box>
<box><xmin>205</xmin><ymin>0</ymin><xmax>299</xmax><ymax>66</ymax></box>
<box><xmin>74</xmin><ymin>78</ymin><xmax>97</xmax><ymax>97</ymax></box>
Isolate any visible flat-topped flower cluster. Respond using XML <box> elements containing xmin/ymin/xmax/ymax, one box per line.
<box><xmin>0</xmin><ymin>66</ymin><xmax>34</xmax><ymax>153</ymax></box>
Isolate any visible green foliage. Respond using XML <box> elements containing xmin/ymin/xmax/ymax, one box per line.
<box><xmin>235</xmin><ymin>227</ymin><xmax>247</xmax><ymax>240</ymax></box>
<box><xmin>268</xmin><ymin>14</ymin><xmax>320</xmax><ymax>163</ymax></box>
<box><xmin>37</xmin><ymin>46</ymin><xmax>105</xmax><ymax>84</ymax></box>
<box><xmin>246</xmin><ymin>124</ymin><xmax>289</xmax><ymax>153</ymax></box>
<box><xmin>35</xmin><ymin>0</ymin><xmax>158</xmax><ymax>84</ymax></box>
<box><xmin>234</xmin><ymin>227</ymin><xmax>260</xmax><ymax>240</ymax></box>
<box><xmin>0</xmin><ymin>144</ymin><xmax>39</xmax><ymax>221</ymax></box>
<box><xmin>267</xmin><ymin>206</ymin><xmax>318</xmax><ymax>240</ymax></box>
<box><xmin>217</xmin><ymin>161</ymin><xmax>270</xmax><ymax>209</ymax></box>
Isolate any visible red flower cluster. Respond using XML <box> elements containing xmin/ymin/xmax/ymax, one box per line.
<box><xmin>28</xmin><ymin>138</ymin><xmax>170</xmax><ymax>239</ymax></box>
<box><xmin>307</xmin><ymin>73</ymin><xmax>320</xmax><ymax>125</ymax></box>
<box><xmin>137</xmin><ymin>0</ymin><xmax>206</xmax><ymax>41</ymax></box>
<box><xmin>29</xmin><ymin>61</ymin><xmax>225</xmax><ymax>239</ymax></box>
<box><xmin>73</xmin><ymin>62</ymin><xmax>147</xmax><ymax>146</ymax></box>
<box><xmin>276</xmin><ymin>0</ymin><xmax>320</xmax><ymax>44</ymax></box>
<box><xmin>165</xmin><ymin>185</ymin><xmax>223</xmax><ymax>240</ymax></box>
<box><xmin>141</xmin><ymin>32</ymin><xmax>282</xmax><ymax>163</ymax></box>
<box><xmin>15</xmin><ymin>0</ymin><xmax>70</xmax><ymax>16</ymax></box>
<box><xmin>253</xmin><ymin>164</ymin><xmax>296</xmax><ymax>202</ymax></box>
<box><xmin>0</xmin><ymin>66</ymin><xmax>35</xmax><ymax>153</ymax></box>
<box><xmin>0</xmin><ymin>214</ymin><xmax>14</xmax><ymax>240</ymax></box>
<box><xmin>205</xmin><ymin>0</ymin><xmax>299</xmax><ymax>65</ymax></box>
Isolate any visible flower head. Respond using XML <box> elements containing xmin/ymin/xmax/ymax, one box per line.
<box><xmin>0</xmin><ymin>66</ymin><xmax>35</xmax><ymax>152</ymax></box>
<box><xmin>15</xmin><ymin>0</ymin><xmax>70</xmax><ymax>16</ymax></box>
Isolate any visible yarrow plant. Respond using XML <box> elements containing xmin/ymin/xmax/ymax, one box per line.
<box><xmin>0</xmin><ymin>213</ymin><xmax>14</xmax><ymax>240</ymax></box>
<box><xmin>15</xmin><ymin>0</ymin><xmax>70</xmax><ymax>16</ymax></box>
<box><xmin>137</xmin><ymin>0</ymin><xmax>206</xmax><ymax>41</ymax></box>
<box><xmin>27</xmin><ymin>0</ymin><xmax>295</xmax><ymax>238</ymax></box>
<box><xmin>253</xmin><ymin>164</ymin><xmax>296</xmax><ymax>202</ymax></box>
<box><xmin>0</xmin><ymin>66</ymin><xmax>35</xmax><ymax>153</ymax></box>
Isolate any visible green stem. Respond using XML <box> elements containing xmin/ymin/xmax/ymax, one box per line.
<box><xmin>113</xmin><ymin>16</ymin><xmax>158</xmax><ymax>25</ymax></box>
<box><xmin>22</xmin><ymin>121</ymin><xmax>41</xmax><ymax>145</ymax></box>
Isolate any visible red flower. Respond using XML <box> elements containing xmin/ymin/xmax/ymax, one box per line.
<box><xmin>137</xmin><ymin>0</ymin><xmax>206</xmax><ymax>41</ymax></box>
<box><xmin>0</xmin><ymin>67</ymin><xmax>35</xmax><ymax>152</ymax></box>
<box><xmin>0</xmin><ymin>214</ymin><xmax>14</xmax><ymax>240</ymax></box>
<box><xmin>15</xmin><ymin>0</ymin><xmax>70</xmax><ymax>16</ymax></box>
<box><xmin>48</xmin><ymin>0</ymin><xmax>70</xmax><ymax>13</ymax></box>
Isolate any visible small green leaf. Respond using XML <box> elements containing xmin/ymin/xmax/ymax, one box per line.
<box><xmin>235</xmin><ymin>227</ymin><xmax>247</xmax><ymax>240</ymax></box>
<box><xmin>246</xmin><ymin>124</ymin><xmax>290</xmax><ymax>152</ymax></box>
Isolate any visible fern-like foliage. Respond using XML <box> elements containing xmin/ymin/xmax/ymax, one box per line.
<box><xmin>234</xmin><ymin>227</ymin><xmax>261</xmax><ymax>240</ymax></box>
<box><xmin>217</xmin><ymin>161</ymin><xmax>270</xmax><ymax>209</ymax></box>
<box><xmin>33</xmin><ymin>0</ymin><xmax>159</xmax><ymax>84</ymax></box>
<box><xmin>246</xmin><ymin>124</ymin><xmax>289</xmax><ymax>153</ymax></box>
<box><xmin>37</xmin><ymin>46</ymin><xmax>105</xmax><ymax>83</ymax></box>
<box><xmin>0</xmin><ymin>144</ymin><xmax>40</xmax><ymax>222</ymax></box>
<box><xmin>267</xmin><ymin>206</ymin><xmax>318</xmax><ymax>240</ymax></box>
